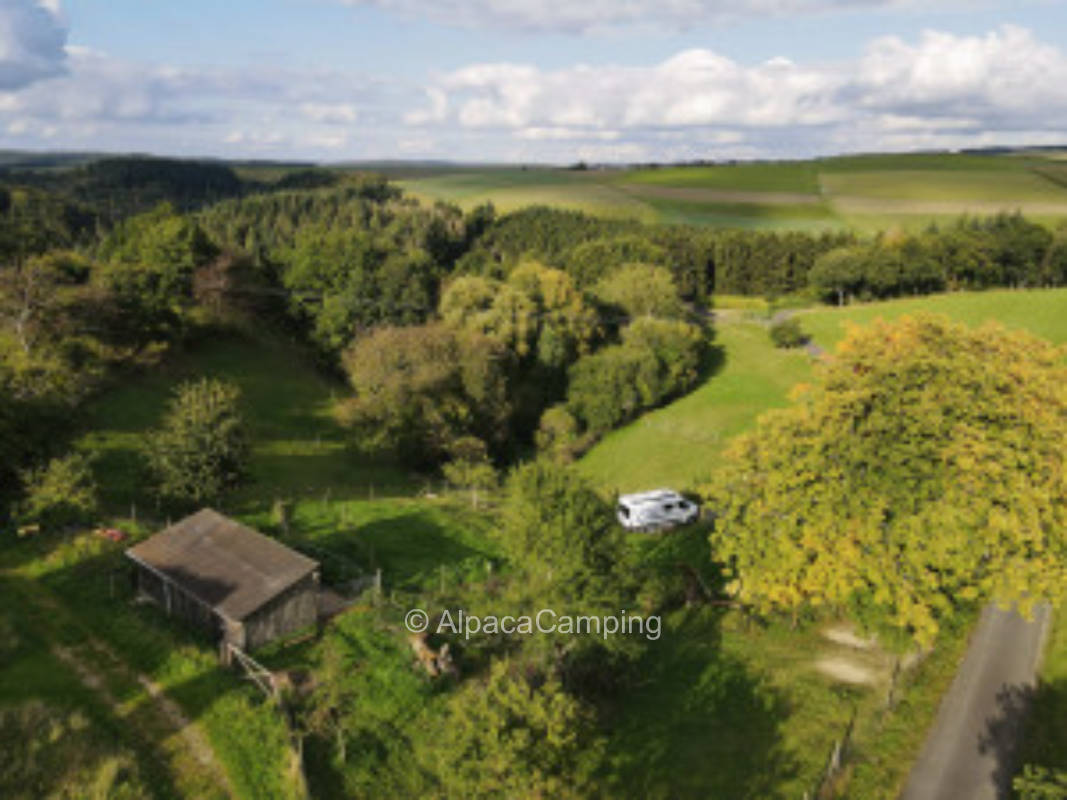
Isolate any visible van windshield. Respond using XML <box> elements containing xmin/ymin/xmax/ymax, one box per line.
<box><xmin>617</xmin><ymin>504</ymin><xmax>630</xmax><ymax>518</ymax></box>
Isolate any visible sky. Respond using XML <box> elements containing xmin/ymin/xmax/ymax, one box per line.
<box><xmin>0</xmin><ymin>0</ymin><xmax>1065</xmax><ymax>163</ymax></box>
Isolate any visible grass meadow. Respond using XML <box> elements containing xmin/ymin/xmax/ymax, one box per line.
<box><xmin>1016</xmin><ymin>591</ymin><xmax>1067</xmax><ymax>783</ymax></box>
<box><xmin>578</xmin><ymin>320</ymin><xmax>811</xmax><ymax>493</ymax></box>
<box><xmin>800</xmin><ymin>287</ymin><xmax>1067</xmax><ymax>350</ymax></box>
<box><xmin>76</xmin><ymin>331</ymin><xmax>417</xmax><ymax>512</ymax></box>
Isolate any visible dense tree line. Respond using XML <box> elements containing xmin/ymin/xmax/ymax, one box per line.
<box><xmin>197</xmin><ymin>179</ymin><xmax>479</xmax><ymax>353</ymax></box>
<box><xmin>341</xmin><ymin>257</ymin><xmax>706</xmax><ymax>467</ymax></box>
<box><xmin>810</xmin><ymin>214</ymin><xmax>1067</xmax><ymax>303</ymax></box>
<box><xmin>0</xmin><ymin>185</ymin><xmax>98</xmax><ymax>263</ymax></box>
<box><xmin>3</xmin><ymin>156</ymin><xmax>245</xmax><ymax>221</ymax></box>
<box><xmin>457</xmin><ymin>205</ymin><xmax>854</xmax><ymax>300</ymax></box>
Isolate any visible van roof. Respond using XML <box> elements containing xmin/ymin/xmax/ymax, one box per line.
<box><xmin>618</xmin><ymin>489</ymin><xmax>685</xmax><ymax>507</ymax></box>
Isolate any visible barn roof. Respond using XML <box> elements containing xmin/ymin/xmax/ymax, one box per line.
<box><xmin>126</xmin><ymin>508</ymin><xmax>318</xmax><ymax>621</ymax></box>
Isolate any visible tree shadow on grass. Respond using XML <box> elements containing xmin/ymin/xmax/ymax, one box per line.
<box><xmin>296</xmin><ymin>509</ymin><xmax>496</xmax><ymax>590</ymax></box>
<box><xmin>603</xmin><ymin>607</ymin><xmax>797</xmax><ymax>800</ymax></box>
<box><xmin>697</xmin><ymin>338</ymin><xmax>727</xmax><ymax>385</ymax></box>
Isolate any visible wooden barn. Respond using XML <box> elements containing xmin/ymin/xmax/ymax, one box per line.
<box><xmin>126</xmin><ymin>508</ymin><xmax>319</xmax><ymax>654</ymax></box>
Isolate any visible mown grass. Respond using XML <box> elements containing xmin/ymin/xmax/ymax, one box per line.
<box><xmin>581</xmin><ymin>289</ymin><xmax>1067</xmax><ymax>495</ymax></box>
<box><xmin>800</xmin><ymin>287</ymin><xmax>1067</xmax><ymax>350</ymax></box>
<box><xmin>578</xmin><ymin>321</ymin><xmax>812</xmax><ymax>492</ymax></box>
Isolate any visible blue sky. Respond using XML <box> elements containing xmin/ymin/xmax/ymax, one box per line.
<box><xmin>1</xmin><ymin>0</ymin><xmax>1066</xmax><ymax>162</ymax></box>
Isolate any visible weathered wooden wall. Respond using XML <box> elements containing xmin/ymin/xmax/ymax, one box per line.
<box><xmin>135</xmin><ymin>565</ymin><xmax>221</xmax><ymax>639</ymax></box>
<box><xmin>242</xmin><ymin>573</ymin><xmax>319</xmax><ymax>651</ymax></box>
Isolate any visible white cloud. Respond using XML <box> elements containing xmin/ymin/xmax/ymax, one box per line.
<box><xmin>409</xmin><ymin>49</ymin><xmax>844</xmax><ymax>132</ymax></box>
<box><xmin>857</xmin><ymin>25</ymin><xmax>1067</xmax><ymax>119</ymax></box>
<box><xmin>337</xmin><ymin>0</ymin><xmax>937</xmax><ymax>33</ymax></box>
<box><xmin>0</xmin><ymin>43</ymin><xmax>409</xmax><ymax>156</ymax></box>
<box><xmin>0</xmin><ymin>19</ymin><xmax>1064</xmax><ymax>164</ymax></box>
<box><xmin>401</xmin><ymin>25</ymin><xmax>1067</xmax><ymax>160</ymax></box>
<box><xmin>0</xmin><ymin>0</ymin><xmax>67</xmax><ymax>89</ymax></box>
<box><xmin>303</xmin><ymin>131</ymin><xmax>349</xmax><ymax>149</ymax></box>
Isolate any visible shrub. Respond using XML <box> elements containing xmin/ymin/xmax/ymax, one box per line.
<box><xmin>567</xmin><ymin>318</ymin><xmax>704</xmax><ymax>434</ymax></box>
<box><xmin>17</xmin><ymin>452</ymin><xmax>99</xmax><ymax>531</ymax></box>
<box><xmin>441</xmin><ymin>436</ymin><xmax>497</xmax><ymax>507</ymax></box>
<box><xmin>769</xmin><ymin>317</ymin><xmax>808</xmax><ymax>348</ymax></box>
<box><xmin>535</xmin><ymin>404</ymin><xmax>582</xmax><ymax>463</ymax></box>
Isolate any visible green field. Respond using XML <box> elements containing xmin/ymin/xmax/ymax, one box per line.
<box><xmin>397</xmin><ymin>151</ymin><xmax>1067</xmax><ymax>232</ymax></box>
<box><xmin>578</xmin><ymin>320</ymin><xmax>812</xmax><ymax>493</ymax></box>
<box><xmin>76</xmin><ymin>331</ymin><xmax>417</xmax><ymax>511</ymax></box>
<box><xmin>579</xmin><ymin>287</ymin><xmax>1067</xmax><ymax>495</ymax></box>
<box><xmin>800</xmin><ymin>287</ymin><xmax>1067</xmax><ymax>350</ymax></box>
<box><xmin>619</xmin><ymin>161</ymin><xmax>821</xmax><ymax>193</ymax></box>
<box><xmin>400</xmin><ymin>167</ymin><xmax>659</xmax><ymax>221</ymax></box>
<box><xmin>1016</xmin><ymin>597</ymin><xmax>1067</xmax><ymax>782</ymax></box>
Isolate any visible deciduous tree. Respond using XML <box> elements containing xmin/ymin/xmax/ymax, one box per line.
<box><xmin>418</xmin><ymin>659</ymin><xmax>604</xmax><ymax>800</ymax></box>
<box><xmin>705</xmin><ymin>315</ymin><xmax>1067</xmax><ymax>645</ymax></box>
<box><xmin>144</xmin><ymin>378</ymin><xmax>249</xmax><ymax>505</ymax></box>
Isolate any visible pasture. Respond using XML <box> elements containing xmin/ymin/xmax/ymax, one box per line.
<box><xmin>399</xmin><ymin>167</ymin><xmax>659</xmax><ymax>222</ymax></box>
<box><xmin>578</xmin><ymin>320</ymin><xmax>811</xmax><ymax>493</ymax></box>
<box><xmin>76</xmin><ymin>332</ymin><xmax>417</xmax><ymax>512</ymax></box>
<box><xmin>800</xmin><ymin>287</ymin><xmax>1067</xmax><ymax>349</ymax></box>
<box><xmin>395</xmin><ymin>151</ymin><xmax>1067</xmax><ymax>232</ymax></box>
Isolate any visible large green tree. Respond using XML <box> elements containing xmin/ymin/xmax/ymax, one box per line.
<box><xmin>705</xmin><ymin>314</ymin><xmax>1067</xmax><ymax>645</ymax></box>
<box><xmin>495</xmin><ymin>461</ymin><xmax>627</xmax><ymax>629</ymax></box>
<box><xmin>593</xmin><ymin>262</ymin><xmax>684</xmax><ymax>320</ymax></box>
<box><xmin>340</xmin><ymin>323</ymin><xmax>511</xmax><ymax>466</ymax></box>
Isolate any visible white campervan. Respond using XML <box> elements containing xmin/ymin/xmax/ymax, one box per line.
<box><xmin>616</xmin><ymin>489</ymin><xmax>699</xmax><ymax>532</ymax></box>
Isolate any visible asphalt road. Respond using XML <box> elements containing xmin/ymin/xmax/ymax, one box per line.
<box><xmin>899</xmin><ymin>602</ymin><xmax>1052</xmax><ymax>800</ymax></box>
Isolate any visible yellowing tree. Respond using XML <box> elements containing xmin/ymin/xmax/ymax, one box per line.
<box><xmin>705</xmin><ymin>314</ymin><xmax>1067</xmax><ymax>646</ymax></box>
